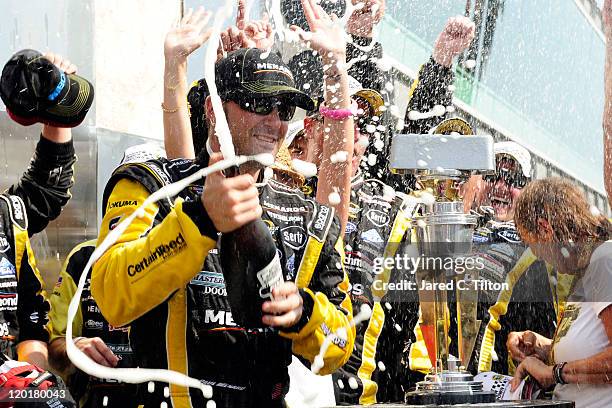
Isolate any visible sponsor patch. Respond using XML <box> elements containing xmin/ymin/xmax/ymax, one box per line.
<box><xmin>365</xmin><ymin>209</ymin><xmax>390</xmax><ymax>227</ymax></box>
<box><xmin>0</xmin><ymin>258</ymin><xmax>16</xmax><ymax>279</ymax></box>
<box><xmin>0</xmin><ymin>293</ymin><xmax>17</xmax><ymax>311</ymax></box>
<box><xmin>262</xmin><ymin>200</ymin><xmax>307</xmax><ymax>213</ymax></box>
<box><xmin>496</xmin><ymin>228</ymin><xmax>521</xmax><ymax>243</ymax></box>
<box><xmin>29</xmin><ymin>312</ymin><xmax>39</xmax><ymax>324</ymax></box>
<box><xmin>360</xmin><ymin>229</ymin><xmax>384</xmax><ymax>244</ymax></box>
<box><xmin>85</xmin><ymin>319</ymin><xmax>104</xmax><ymax>330</ymax></box>
<box><xmin>0</xmin><ymin>235</ymin><xmax>9</xmax><ymax>253</ymax></box>
<box><xmin>204</xmin><ymin>309</ymin><xmax>236</xmax><ymax>326</ymax></box>
<box><xmin>9</xmin><ymin>196</ymin><xmax>23</xmax><ymax>220</ymax></box>
<box><xmin>0</xmin><ymin>281</ymin><xmax>17</xmax><ymax>288</ymax></box>
<box><xmin>127</xmin><ymin>233</ymin><xmax>186</xmax><ymax>277</ymax></box>
<box><xmin>345</xmin><ymin>222</ymin><xmax>357</xmax><ymax>234</ymax></box>
<box><xmin>281</xmin><ymin>225</ymin><xmax>306</xmax><ymax>250</ymax></box>
<box><xmin>190</xmin><ymin>271</ymin><xmax>225</xmax><ymax>288</ymax></box>
<box><xmin>108</xmin><ymin>200</ymin><xmax>137</xmax><ymax>210</ymax></box>
<box><xmin>109</xmin><ymin>216</ymin><xmax>122</xmax><ymax>231</ymax></box>
<box><xmin>314</xmin><ymin>205</ymin><xmax>330</xmax><ymax>231</ymax></box>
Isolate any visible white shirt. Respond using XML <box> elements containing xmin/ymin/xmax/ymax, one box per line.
<box><xmin>552</xmin><ymin>241</ymin><xmax>612</xmax><ymax>408</ymax></box>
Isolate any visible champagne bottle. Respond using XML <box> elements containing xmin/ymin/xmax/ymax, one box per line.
<box><xmin>219</xmin><ymin>167</ymin><xmax>284</xmax><ymax>328</ymax></box>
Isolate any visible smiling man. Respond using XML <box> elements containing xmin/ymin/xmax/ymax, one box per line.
<box><xmin>483</xmin><ymin>142</ymin><xmax>531</xmax><ymax>221</ymax></box>
<box><xmin>92</xmin><ymin>47</ymin><xmax>355</xmax><ymax>408</ymax></box>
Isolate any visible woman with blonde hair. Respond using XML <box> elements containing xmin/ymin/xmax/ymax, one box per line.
<box><xmin>509</xmin><ymin>177</ymin><xmax>612</xmax><ymax>408</ymax></box>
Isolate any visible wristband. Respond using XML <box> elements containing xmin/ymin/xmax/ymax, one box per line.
<box><xmin>319</xmin><ymin>101</ymin><xmax>358</xmax><ymax>121</ymax></box>
<box><xmin>553</xmin><ymin>362</ymin><xmax>568</xmax><ymax>385</ymax></box>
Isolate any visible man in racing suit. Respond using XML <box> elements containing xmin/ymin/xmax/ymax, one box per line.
<box><xmin>48</xmin><ymin>240</ymin><xmax>139</xmax><ymax>408</ymax></box>
<box><xmin>91</xmin><ymin>48</ymin><xmax>354</xmax><ymax>408</ymax></box>
<box><xmin>329</xmin><ymin>16</ymin><xmax>476</xmax><ymax>405</ymax></box>
<box><xmin>0</xmin><ymin>124</ymin><xmax>75</xmax><ymax>368</ymax></box>
<box><xmin>460</xmin><ymin>142</ymin><xmax>564</xmax><ymax>376</ymax></box>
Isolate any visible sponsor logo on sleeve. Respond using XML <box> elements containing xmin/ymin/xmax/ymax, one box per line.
<box><xmin>108</xmin><ymin>200</ymin><xmax>138</xmax><ymax>210</ymax></box>
<box><xmin>127</xmin><ymin>233</ymin><xmax>186</xmax><ymax>277</ymax></box>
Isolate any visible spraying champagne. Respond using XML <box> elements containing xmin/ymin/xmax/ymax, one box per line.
<box><xmin>220</xmin><ymin>166</ymin><xmax>284</xmax><ymax>328</ymax></box>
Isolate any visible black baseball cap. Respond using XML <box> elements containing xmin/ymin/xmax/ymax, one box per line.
<box><xmin>0</xmin><ymin>49</ymin><xmax>94</xmax><ymax>127</ymax></box>
<box><xmin>215</xmin><ymin>48</ymin><xmax>314</xmax><ymax>112</ymax></box>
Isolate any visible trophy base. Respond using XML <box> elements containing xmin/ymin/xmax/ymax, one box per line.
<box><xmin>405</xmin><ymin>390</ymin><xmax>496</xmax><ymax>405</ymax></box>
<box><xmin>405</xmin><ymin>369</ymin><xmax>496</xmax><ymax>405</ymax></box>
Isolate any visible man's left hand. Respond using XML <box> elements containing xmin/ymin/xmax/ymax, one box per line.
<box><xmin>261</xmin><ymin>282</ymin><xmax>304</xmax><ymax>328</ymax></box>
<box><xmin>510</xmin><ymin>356</ymin><xmax>555</xmax><ymax>392</ymax></box>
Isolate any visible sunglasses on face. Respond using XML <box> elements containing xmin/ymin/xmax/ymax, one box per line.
<box><xmin>226</xmin><ymin>95</ymin><xmax>297</xmax><ymax>121</ymax></box>
<box><xmin>483</xmin><ymin>168</ymin><xmax>528</xmax><ymax>189</ymax></box>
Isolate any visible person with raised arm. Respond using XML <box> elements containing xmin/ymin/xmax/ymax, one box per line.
<box><xmin>0</xmin><ymin>50</ymin><xmax>92</xmax><ymax>370</ymax></box>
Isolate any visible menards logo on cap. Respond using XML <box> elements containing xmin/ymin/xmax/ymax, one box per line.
<box><xmin>255</xmin><ymin>62</ymin><xmax>293</xmax><ymax>79</ymax></box>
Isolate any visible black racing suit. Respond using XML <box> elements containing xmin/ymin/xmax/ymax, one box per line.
<box><xmin>49</xmin><ymin>240</ymin><xmax>139</xmax><ymax>408</ymax></box>
<box><xmin>331</xmin><ymin>172</ymin><xmax>420</xmax><ymax>405</ymax></box>
<box><xmin>330</xmin><ymin>57</ymin><xmax>457</xmax><ymax>405</ymax></box>
<box><xmin>0</xmin><ymin>135</ymin><xmax>75</xmax><ymax>359</ymax></box>
<box><xmin>91</xmin><ymin>158</ymin><xmax>355</xmax><ymax>408</ymax></box>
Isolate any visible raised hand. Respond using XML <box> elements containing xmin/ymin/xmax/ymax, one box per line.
<box><xmin>164</xmin><ymin>6</ymin><xmax>213</xmax><ymax>61</ymax></box>
<box><xmin>346</xmin><ymin>0</ymin><xmax>386</xmax><ymax>38</ymax></box>
<box><xmin>432</xmin><ymin>15</ymin><xmax>476</xmax><ymax>67</ymax></box>
<box><xmin>290</xmin><ymin>0</ymin><xmax>347</xmax><ymax>61</ymax></box>
<box><xmin>217</xmin><ymin>0</ymin><xmax>273</xmax><ymax>60</ymax></box>
<box><xmin>243</xmin><ymin>14</ymin><xmax>274</xmax><ymax>50</ymax></box>
<box><xmin>43</xmin><ymin>53</ymin><xmax>77</xmax><ymax>74</ymax></box>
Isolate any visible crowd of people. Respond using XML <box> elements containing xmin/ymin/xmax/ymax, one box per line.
<box><xmin>0</xmin><ymin>0</ymin><xmax>609</xmax><ymax>407</ymax></box>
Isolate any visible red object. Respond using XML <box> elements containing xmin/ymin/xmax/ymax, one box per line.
<box><xmin>420</xmin><ymin>324</ymin><xmax>437</xmax><ymax>368</ymax></box>
<box><xmin>319</xmin><ymin>100</ymin><xmax>358</xmax><ymax>120</ymax></box>
<box><xmin>0</xmin><ymin>364</ymin><xmax>54</xmax><ymax>407</ymax></box>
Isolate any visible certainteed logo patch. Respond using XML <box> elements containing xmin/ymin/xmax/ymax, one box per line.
<box><xmin>127</xmin><ymin>233</ymin><xmax>186</xmax><ymax>277</ymax></box>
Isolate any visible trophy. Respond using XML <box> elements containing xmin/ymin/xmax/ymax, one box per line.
<box><xmin>389</xmin><ymin>128</ymin><xmax>497</xmax><ymax>405</ymax></box>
